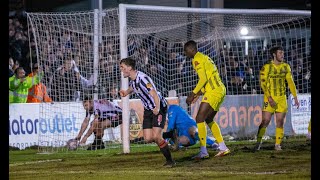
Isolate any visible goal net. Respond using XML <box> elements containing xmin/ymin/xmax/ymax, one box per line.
<box><xmin>26</xmin><ymin>8</ymin><xmax>124</xmax><ymax>153</ymax></box>
<box><xmin>119</xmin><ymin>5</ymin><xmax>311</xmax><ymax>151</ymax></box>
<box><xmin>26</xmin><ymin>4</ymin><xmax>311</xmax><ymax>153</ymax></box>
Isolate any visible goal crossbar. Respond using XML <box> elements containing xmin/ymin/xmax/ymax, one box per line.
<box><xmin>119</xmin><ymin>4</ymin><xmax>311</xmax><ymax>16</ymax></box>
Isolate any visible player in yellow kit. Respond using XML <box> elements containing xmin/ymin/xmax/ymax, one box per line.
<box><xmin>255</xmin><ymin>46</ymin><xmax>300</xmax><ymax>151</ymax></box>
<box><xmin>184</xmin><ymin>40</ymin><xmax>230</xmax><ymax>160</ymax></box>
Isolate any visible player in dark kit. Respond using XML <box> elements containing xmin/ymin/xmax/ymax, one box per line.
<box><xmin>75</xmin><ymin>96</ymin><xmax>122</xmax><ymax>150</ymax></box>
<box><xmin>119</xmin><ymin>57</ymin><xmax>175</xmax><ymax>167</ymax></box>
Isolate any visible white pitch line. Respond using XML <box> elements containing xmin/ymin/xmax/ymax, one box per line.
<box><xmin>9</xmin><ymin>159</ymin><xmax>63</xmax><ymax>167</ymax></box>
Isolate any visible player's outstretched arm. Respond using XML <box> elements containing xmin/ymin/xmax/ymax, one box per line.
<box><xmin>80</xmin><ymin>122</ymin><xmax>95</xmax><ymax>144</ymax></box>
<box><xmin>75</xmin><ymin>117</ymin><xmax>90</xmax><ymax>140</ymax></box>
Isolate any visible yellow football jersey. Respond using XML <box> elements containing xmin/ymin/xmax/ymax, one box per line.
<box><xmin>192</xmin><ymin>52</ymin><xmax>225</xmax><ymax>94</ymax></box>
<box><xmin>260</xmin><ymin>60</ymin><xmax>297</xmax><ymax>98</ymax></box>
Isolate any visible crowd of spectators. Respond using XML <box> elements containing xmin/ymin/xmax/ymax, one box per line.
<box><xmin>9</xmin><ymin>10</ymin><xmax>311</xmax><ymax>103</ymax></box>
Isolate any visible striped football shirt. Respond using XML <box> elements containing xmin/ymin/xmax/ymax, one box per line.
<box><xmin>86</xmin><ymin>99</ymin><xmax>122</xmax><ymax>120</ymax></box>
<box><xmin>130</xmin><ymin>71</ymin><xmax>167</xmax><ymax>110</ymax></box>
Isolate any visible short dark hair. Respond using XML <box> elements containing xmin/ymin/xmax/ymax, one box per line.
<box><xmin>184</xmin><ymin>40</ymin><xmax>197</xmax><ymax>51</ymax></box>
<box><xmin>120</xmin><ymin>57</ymin><xmax>136</xmax><ymax>70</ymax></box>
<box><xmin>269</xmin><ymin>46</ymin><xmax>284</xmax><ymax>56</ymax></box>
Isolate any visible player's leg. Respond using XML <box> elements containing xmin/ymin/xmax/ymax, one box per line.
<box><xmin>86</xmin><ymin>120</ymin><xmax>104</xmax><ymax>150</ymax></box>
<box><xmin>163</xmin><ymin>129</ymin><xmax>179</xmax><ymax>151</ymax></box>
<box><xmin>152</xmin><ymin>107</ymin><xmax>175</xmax><ymax>167</ymax></box>
<box><xmin>203</xmin><ymin>91</ymin><xmax>229</xmax><ymax>156</ymax></box>
<box><xmin>102</xmin><ymin>116</ymin><xmax>123</xmax><ymax>142</ymax></box>
<box><xmin>274</xmin><ymin>112</ymin><xmax>286</xmax><ymax>150</ymax></box>
<box><xmin>206</xmin><ymin>137</ymin><xmax>219</xmax><ymax>151</ymax></box>
<box><xmin>205</xmin><ymin>111</ymin><xmax>230</xmax><ymax>157</ymax></box>
<box><xmin>162</xmin><ymin>129</ymin><xmax>175</xmax><ymax>139</ymax></box>
<box><xmin>143</xmin><ymin>108</ymin><xmax>175</xmax><ymax>167</ymax></box>
<box><xmin>143</xmin><ymin>110</ymin><xmax>155</xmax><ymax>143</ymax></box>
<box><xmin>255</xmin><ymin>111</ymin><xmax>272</xmax><ymax>150</ymax></box>
<box><xmin>255</xmin><ymin>96</ymin><xmax>275</xmax><ymax>151</ymax></box>
<box><xmin>91</xmin><ymin>119</ymin><xmax>117</xmax><ymax>149</ymax></box>
<box><xmin>273</xmin><ymin>97</ymin><xmax>288</xmax><ymax>150</ymax></box>
<box><xmin>93</xmin><ymin>120</ymin><xmax>111</xmax><ymax>150</ymax></box>
<box><xmin>154</xmin><ymin>126</ymin><xmax>174</xmax><ymax>164</ymax></box>
<box><xmin>193</xmin><ymin>102</ymin><xmax>212</xmax><ymax>159</ymax></box>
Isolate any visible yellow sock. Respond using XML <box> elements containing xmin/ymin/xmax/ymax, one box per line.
<box><xmin>197</xmin><ymin>122</ymin><xmax>207</xmax><ymax>147</ymax></box>
<box><xmin>275</xmin><ymin>127</ymin><xmax>284</xmax><ymax>145</ymax></box>
<box><xmin>208</xmin><ymin>121</ymin><xmax>223</xmax><ymax>143</ymax></box>
<box><xmin>256</xmin><ymin>127</ymin><xmax>266</xmax><ymax>143</ymax></box>
<box><xmin>308</xmin><ymin>119</ymin><xmax>311</xmax><ymax>133</ymax></box>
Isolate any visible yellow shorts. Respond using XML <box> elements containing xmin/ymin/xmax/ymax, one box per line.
<box><xmin>263</xmin><ymin>95</ymin><xmax>288</xmax><ymax>113</ymax></box>
<box><xmin>202</xmin><ymin>87</ymin><xmax>226</xmax><ymax>111</ymax></box>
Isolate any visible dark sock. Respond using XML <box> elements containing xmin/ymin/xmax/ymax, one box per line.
<box><xmin>162</xmin><ymin>131</ymin><xmax>174</xmax><ymax>139</ymax></box>
<box><xmin>95</xmin><ymin>136</ymin><xmax>102</xmax><ymax>146</ymax></box>
<box><xmin>159</xmin><ymin>139</ymin><xmax>173</xmax><ymax>162</ymax></box>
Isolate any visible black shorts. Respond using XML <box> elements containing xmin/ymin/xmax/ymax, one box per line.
<box><xmin>99</xmin><ymin>114</ymin><xmax>123</xmax><ymax>127</ymax></box>
<box><xmin>142</xmin><ymin>106</ymin><xmax>167</xmax><ymax>129</ymax></box>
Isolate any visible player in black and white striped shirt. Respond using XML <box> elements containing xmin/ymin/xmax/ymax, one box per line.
<box><xmin>75</xmin><ymin>96</ymin><xmax>122</xmax><ymax>150</ymax></box>
<box><xmin>119</xmin><ymin>57</ymin><xmax>175</xmax><ymax>167</ymax></box>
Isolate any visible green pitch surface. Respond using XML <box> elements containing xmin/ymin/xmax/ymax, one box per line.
<box><xmin>9</xmin><ymin>138</ymin><xmax>311</xmax><ymax>180</ymax></box>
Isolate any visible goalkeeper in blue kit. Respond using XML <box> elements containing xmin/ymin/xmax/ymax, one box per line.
<box><xmin>163</xmin><ymin>105</ymin><xmax>219</xmax><ymax>151</ymax></box>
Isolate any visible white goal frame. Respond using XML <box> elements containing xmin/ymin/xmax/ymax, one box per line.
<box><xmin>118</xmin><ymin>3</ymin><xmax>311</xmax><ymax>154</ymax></box>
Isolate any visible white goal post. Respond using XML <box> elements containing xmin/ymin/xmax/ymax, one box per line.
<box><xmin>118</xmin><ymin>4</ymin><xmax>311</xmax><ymax>153</ymax></box>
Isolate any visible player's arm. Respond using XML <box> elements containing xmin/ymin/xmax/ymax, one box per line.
<box><xmin>186</xmin><ymin>58</ymin><xmax>207</xmax><ymax>105</ymax></box>
<box><xmin>191</xmin><ymin>87</ymin><xmax>205</xmax><ymax>103</ymax></box>
<box><xmin>75</xmin><ymin>116</ymin><xmax>90</xmax><ymax>140</ymax></box>
<box><xmin>285</xmin><ymin>64</ymin><xmax>299</xmax><ymax>108</ymax></box>
<box><xmin>150</xmin><ymin>89</ymin><xmax>160</xmax><ymax>115</ymax></box>
<box><xmin>119</xmin><ymin>86</ymin><xmax>134</xmax><ymax>97</ymax></box>
<box><xmin>80</xmin><ymin>115</ymin><xmax>99</xmax><ymax>144</ymax></box>
<box><xmin>192</xmin><ymin>58</ymin><xmax>208</xmax><ymax>95</ymax></box>
<box><xmin>259</xmin><ymin>64</ymin><xmax>271</xmax><ymax>98</ymax></box>
<box><xmin>166</xmin><ymin>108</ymin><xmax>177</xmax><ymax>132</ymax></box>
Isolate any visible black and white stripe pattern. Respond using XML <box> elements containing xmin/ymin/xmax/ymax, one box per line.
<box><xmin>130</xmin><ymin>71</ymin><xmax>167</xmax><ymax>110</ymax></box>
<box><xmin>86</xmin><ymin>99</ymin><xmax>122</xmax><ymax>120</ymax></box>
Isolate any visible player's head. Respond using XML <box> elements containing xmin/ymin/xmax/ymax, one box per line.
<box><xmin>120</xmin><ymin>57</ymin><xmax>136</xmax><ymax>78</ymax></box>
<box><xmin>178</xmin><ymin>135</ymin><xmax>190</xmax><ymax>147</ymax></box>
<box><xmin>82</xmin><ymin>96</ymin><xmax>93</xmax><ymax>111</ymax></box>
<box><xmin>270</xmin><ymin>46</ymin><xmax>284</xmax><ymax>62</ymax></box>
<box><xmin>184</xmin><ymin>40</ymin><xmax>198</xmax><ymax>58</ymax></box>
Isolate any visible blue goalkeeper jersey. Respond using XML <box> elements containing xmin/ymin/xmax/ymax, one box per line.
<box><xmin>167</xmin><ymin>105</ymin><xmax>215</xmax><ymax>146</ymax></box>
<box><xmin>167</xmin><ymin>104</ymin><xmax>196</xmax><ymax>134</ymax></box>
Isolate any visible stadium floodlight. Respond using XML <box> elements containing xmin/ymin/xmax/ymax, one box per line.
<box><xmin>240</xmin><ymin>27</ymin><xmax>249</xmax><ymax>36</ymax></box>
<box><xmin>26</xmin><ymin>4</ymin><xmax>310</xmax><ymax>154</ymax></box>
